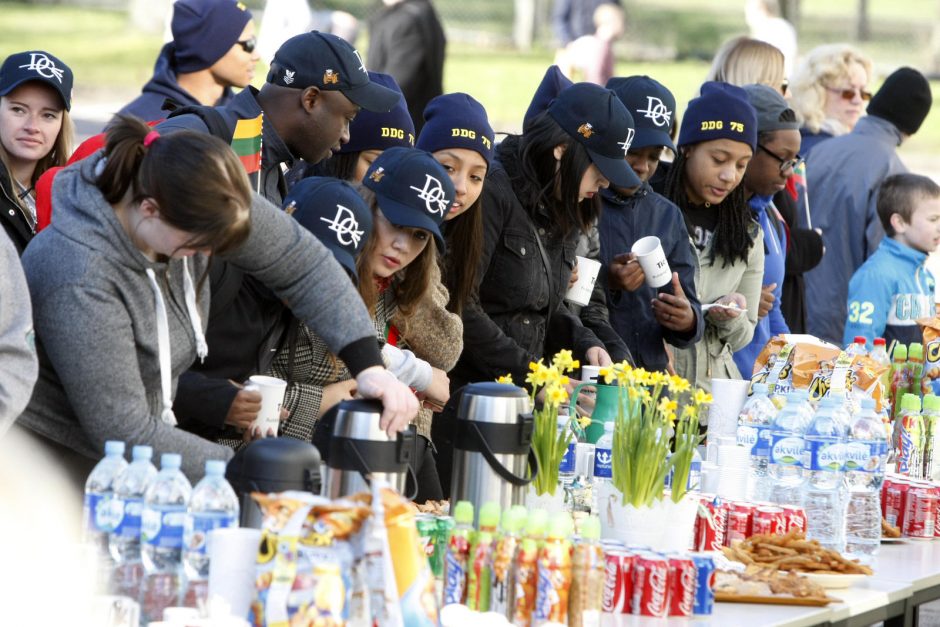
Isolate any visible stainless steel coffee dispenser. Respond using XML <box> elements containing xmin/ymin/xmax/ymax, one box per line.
<box><xmin>450</xmin><ymin>382</ymin><xmax>537</xmax><ymax>523</ymax></box>
<box><xmin>323</xmin><ymin>398</ymin><xmax>417</xmax><ymax>498</ymax></box>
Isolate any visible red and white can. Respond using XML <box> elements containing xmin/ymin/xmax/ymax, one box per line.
<box><xmin>602</xmin><ymin>550</ymin><xmax>635</xmax><ymax>614</ymax></box>
<box><xmin>881</xmin><ymin>476</ymin><xmax>895</xmax><ymax>518</ymax></box>
<box><xmin>902</xmin><ymin>485</ymin><xmax>938</xmax><ymax>539</ymax></box>
<box><xmin>726</xmin><ymin>502</ymin><xmax>755</xmax><ymax>545</ymax></box>
<box><xmin>752</xmin><ymin>505</ymin><xmax>787</xmax><ymax>536</ymax></box>
<box><xmin>632</xmin><ymin>554</ymin><xmax>669</xmax><ymax>618</ymax></box>
<box><xmin>885</xmin><ymin>478</ymin><xmax>911</xmax><ymax>529</ymax></box>
<box><xmin>782</xmin><ymin>505</ymin><xmax>807</xmax><ymax>534</ymax></box>
<box><xmin>694</xmin><ymin>498</ymin><xmax>727</xmax><ymax>551</ymax></box>
<box><xmin>667</xmin><ymin>556</ymin><xmax>696</xmax><ymax>617</ymax></box>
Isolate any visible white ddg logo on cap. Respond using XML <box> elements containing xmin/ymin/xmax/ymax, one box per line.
<box><xmin>410</xmin><ymin>174</ymin><xmax>450</xmax><ymax>218</ymax></box>
<box><xmin>19</xmin><ymin>52</ymin><xmax>64</xmax><ymax>82</ymax></box>
<box><xmin>320</xmin><ymin>204</ymin><xmax>364</xmax><ymax>247</ymax></box>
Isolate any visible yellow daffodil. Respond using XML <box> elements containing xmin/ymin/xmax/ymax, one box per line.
<box><xmin>658</xmin><ymin>397</ymin><xmax>678</xmax><ymax>416</ymax></box>
<box><xmin>694</xmin><ymin>389</ymin><xmax>714</xmax><ymax>406</ymax></box>
<box><xmin>682</xmin><ymin>404</ymin><xmax>697</xmax><ymax>419</ymax></box>
<box><xmin>526</xmin><ymin>361</ymin><xmax>551</xmax><ymax>387</ymax></box>
<box><xmin>496</xmin><ymin>374</ymin><xmax>513</xmax><ymax>384</ymax></box>
<box><xmin>599</xmin><ymin>366</ymin><xmax>614</xmax><ymax>384</ymax></box>
<box><xmin>545</xmin><ymin>384</ymin><xmax>569</xmax><ymax>407</ymax></box>
<box><xmin>627</xmin><ymin>386</ymin><xmax>641</xmax><ymax>402</ymax></box>
<box><xmin>667</xmin><ymin>375</ymin><xmax>691</xmax><ymax>394</ymax></box>
<box><xmin>552</xmin><ymin>349</ymin><xmax>577</xmax><ymax>372</ymax></box>
<box><xmin>647</xmin><ymin>371</ymin><xmax>666</xmax><ymax>387</ymax></box>
<box><xmin>577</xmin><ymin>414</ymin><xmax>592</xmax><ymax>430</ymax></box>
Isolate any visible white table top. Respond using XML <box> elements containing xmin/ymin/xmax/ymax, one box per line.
<box><xmin>596</xmin><ymin>602</ymin><xmax>833</xmax><ymax>627</ymax></box>
<box><xmin>826</xmin><ymin>577</ymin><xmax>913</xmax><ymax>622</ymax></box>
<box><xmin>871</xmin><ymin>539</ymin><xmax>940</xmax><ymax>592</ymax></box>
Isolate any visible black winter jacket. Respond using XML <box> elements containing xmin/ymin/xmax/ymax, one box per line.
<box><xmin>0</xmin><ymin>163</ymin><xmax>33</xmax><ymax>255</ymax></box>
<box><xmin>598</xmin><ymin>183</ymin><xmax>703</xmax><ymax>372</ymax></box>
<box><xmin>450</xmin><ymin>137</ymin><xmax>604</xmax><ymax>387</ymax></box>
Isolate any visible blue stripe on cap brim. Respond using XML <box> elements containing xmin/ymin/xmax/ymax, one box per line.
<box><xmin>341</xmin><ymin>80</ymin><xmax>401</xmax><ymax>113</ymax></box>
<box><xmin>374</xmin><ymin>196</ymin><xmax>446</xmax><ymax>253</ymax></box>
<box><xmin>588</xmin><ymin>149</ymin><xmax>641</xmax><ymax>189</ymax></box>
<box><xmin>632</xmin><ymin>127</ymin><xmax>676</xmax><ymax>153</ymax></box>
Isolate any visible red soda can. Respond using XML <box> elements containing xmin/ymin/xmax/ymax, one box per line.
<box><xmin>903</xmin><ymin>485</ymin><xmax>938</xmax><ymax>538</ymax></box>
<box><xmin>726</xmin><ymin>502</ymin><xmax>755</xmax><ymax>545</ymax></box>
<box><xmin>782</xmin><ymin>505</ymin><xmax>807</xmax><ymax>534</ymax></box>
<box><xmin>602</xmin><ymin>550</ymin><xmax>634</xmax><ymax>614</ymax></box>
<box><xmin>667</xmin><ymin>556</ymin><xmax>696</xmax><ymax>617</ymax></box>
<box><xmin>752</xmin><ymin>505</ymin><xmax>786</xmax><ymax>536</ymax></box>
<box><xmin>632</xmin><ymin>554</ymin><xmax>669</xmax><ymax>618</ymax></box>
<box><xmin>694</xmin><ymin>498</ymin><xmax>727</xmax><ymax>551</ymax></box>
<box><xmin>886</xmin><ymin>479</ymin><xmax>911</xmax><ymax>529</ymax></box>
<box><xmin>881</xmin><ymin>477</ymin><xmax>895</xmax><ymax>518</ymax></box>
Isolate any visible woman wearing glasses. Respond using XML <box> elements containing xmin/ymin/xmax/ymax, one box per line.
<box><xmin>732</xmin><ymin>84</ymin><xmax>804</xmax><ymax>376</ymax></box>
<box><xmin>789</xmin><ymin>44</ymin><xmax>873</xmax><ymax>156</ymax></box>
<box><xmin>660</xmin><ymin>83</ymin><xmax>762</xmax><ymax>390</ymax></box>
<box><xmin>119</xmin><ymin>0</ymin><xmax>260</xmax><ymax>122</ymax></box>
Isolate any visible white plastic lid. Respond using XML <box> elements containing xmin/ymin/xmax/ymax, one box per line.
<box><xmin>104</xmin><ymin>440</ymin><xmax>125</xmax><ymax>456</ymax></box>
<box><xmin>132</xmin><ymin>445</ymin><xmax>153</xmax><ymax>460</ymax></box>
<box><xmin>205</xmin><ymin>460</ymin><xmax>226</xmax><ymax>476</ymax></box>
<box><xmin>161</xmin><ymin>453</ymin><xmax>182</xmax><ymax>470</ymax></box>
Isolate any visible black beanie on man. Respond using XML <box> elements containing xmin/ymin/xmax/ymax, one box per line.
<box><xmin>867</xmin><ymin>67</ymin><xmax>933</xmax><ymax>136</ymax></box>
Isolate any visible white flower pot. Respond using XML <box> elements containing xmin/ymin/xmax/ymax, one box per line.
<box><xmin>525</xmin><ymin>485</ymin><xmax>567</xmax><ymax>515</ymax></box>
<box><xmin>597</xmin><ymin>482</ymin><xmax>698</xmax><ymax>551</ymax></box>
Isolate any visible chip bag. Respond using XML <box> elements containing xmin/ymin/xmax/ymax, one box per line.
<box><xmin>920</xmin><ymin>317</ymin><xmax>940</xmax><ymax>395</ymax></box>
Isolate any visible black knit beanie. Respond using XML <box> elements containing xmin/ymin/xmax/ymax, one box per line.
<box><xmin>867</xmin><ymin>67</ymin><xmax>933</xmax><ymax>135</ymax></box>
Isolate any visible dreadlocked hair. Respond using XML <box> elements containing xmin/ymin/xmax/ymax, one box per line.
<box><xmin>662</xmin><ymin>149</ymin><xmax>755</xmax><ymax>268</ymax></box>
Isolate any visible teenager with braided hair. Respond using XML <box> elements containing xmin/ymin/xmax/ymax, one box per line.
<box><xmin>661</xmin><ymin>82</ymin><xmax>764</xmax><ymax>390</ymax></box>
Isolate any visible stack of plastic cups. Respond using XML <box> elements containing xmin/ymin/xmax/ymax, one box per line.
<box><xmin>716</xmin><ymin>444</ymin><xmax>750</xmax><ymax>500</ymax></box>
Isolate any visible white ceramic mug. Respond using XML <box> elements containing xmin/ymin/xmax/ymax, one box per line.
<box><xmin>244</xmin><ymin>375</ymin><xmax>287</xmax><ymax>437</ymax></box>
<box><xmin>631</xmin><ymin>235</ymin><xmax>672</xmax><ymax>288</ymax></box>
<box><xmin>565</xmin><ymin>256</ymin><xmax>602</xmax><ymax>307</ymax></box>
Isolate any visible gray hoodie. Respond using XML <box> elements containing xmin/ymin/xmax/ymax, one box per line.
<box><xmin>0</xmin><ymin>229</ymin><xmax>37</xmax><ymax>434</ymax></box>
<box><xmin>19</xmin><ymin>154</ymin><xmax>382</xmax><ymax>480</ymax></box>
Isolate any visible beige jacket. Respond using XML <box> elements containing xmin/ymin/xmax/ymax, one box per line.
<box><xmin>672</xmin><ymin>222</ymin><xmax>764</xmax><ymax>392</ymax></box>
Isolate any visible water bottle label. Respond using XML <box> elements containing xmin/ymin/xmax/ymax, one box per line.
<box><xmin>593</xmin><ymin>447</ymin><xmax>612</xmax><ymax>479</ymax></box>
<box><xmin>141</xmin><ymin>505</ymin><xmax>187</xmax><ymax>548</ymax></box>
<box><xmin>736</xmin><ymin>425</ymin><xmax>758</xmax><ymax>452</ymax></box>
<box><xmin>688</xmin><ymin>460</ymin><xmax>702</xmax><ymax>491</ymax></box>
<box><xmin>559</xmin><ymin>442</ymin><xmax>576</xmax><ymax>473</ymax></box>
<box><xmin>84</xmin><ymin>493</ymin><xmax>117</xmax><ymax>533</ymax></box>
<box><xmin>184</xmin><ymin>512</ymin><xmax>237</xmax><ymax>555</ymax></box>
<box><xmin>803</xmin><ymin>438</ymin><xmax>844</xmax><ymax>472</ymax></box>
<box><xmin>770</xmin><ymin>435</ymin><xmax>803</xmax><ymax>466</ymax></box>
<box><xmin>844</xmin><ymin>440</ymin><xmax>887</xmax><ymax>473</ymax></box>
<box><xmin>113</xmin><ymin>497</ymin><xmax>143</xmax><ymax>538</ymax></box>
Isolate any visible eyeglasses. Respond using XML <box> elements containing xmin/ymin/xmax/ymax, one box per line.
<box><xmin>236</xmin><ymin>37</ymin><xmax>257</xmax><ymax>54</ymax></box>
<box><xmin>758</xmin><ymin>144</ymin><xmax>804</xmax><ymax>173</ymax></box>
<box><xmin>826</xmin><ymin>86</ymin><xmax>872</xmax><ymax>102</ymax></box>
<box><xmin>780</xmin><ymin>79</ymin><xmax>789</xmax><ymax>96</ymax></box>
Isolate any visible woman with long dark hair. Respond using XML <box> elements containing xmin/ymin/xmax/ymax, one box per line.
<box><xmin>661</xmin><ymin>82</ymin><xmax>764</xmax><ymax>390</ymax></box>
<box><xmin>435</xmin><ymin>82</ymin><xmax>640</xmax><ymax>494</ymax></box>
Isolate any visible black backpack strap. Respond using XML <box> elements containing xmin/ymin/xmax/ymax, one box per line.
<box><xmin>166</xmin><ymin>104</ymin><xmax>233</xmax><ymax>143</ymax></box>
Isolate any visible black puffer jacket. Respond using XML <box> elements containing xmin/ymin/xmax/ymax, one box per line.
<box><xmin>449</xmin><ymin>136</ymin><xmax>604</xmax><ymax>387</ymax></box>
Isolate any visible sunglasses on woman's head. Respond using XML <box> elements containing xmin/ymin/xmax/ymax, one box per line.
<box><xmin>826</xmin><ymin>86</ymin><xmax>872</xmax><ymax>101</ymax></box>
<box><xmin>237</xmin><ymin>37</ymin><xmax>257</xmax><ymax>53</ymax></box>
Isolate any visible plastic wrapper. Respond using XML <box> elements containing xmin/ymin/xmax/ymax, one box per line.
<box><xmin>920</xmin><ymin>317</ymin><xmax>940</xmax><ymax>395</ymax></box>
<box><xmin>751</xmin><ymin>334</ymin><xmax>888</xmax><ymax>411</ymax></box>
<box><xmin>250</xmin><ymin>491</ymin><xmax>370</xmax><ymax>627</ymax></box>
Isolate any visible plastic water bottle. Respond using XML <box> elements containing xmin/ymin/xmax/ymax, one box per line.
<box><xmin>870</xmin><ymin>337</ymin><xmax>891</xmax><ymax>399</ymax></box>
<box><xmin>844</xmin><ymin>398</ymin><xmax>888</xmax><ymax>563</ymax></box>
<box><xmin>845</xmin><ymin>336</ymin><xmax>868</xmax><ymax>358</ymax></box>
<box><xmin>183</xmin><ymin>460</ymin><xmax>239</xmax><ymax>582</ymax></box>
<box><xmin>109</xmin><ymin>445</ymin><xmax>157</xmax><ymax>597</ymax></box>
<box><xmin>737</xmin><ymin>383</ymin><xmax>778</xmax><ymax>501</ymax></box>
<box><xmin>592</xmin><ymin>421</ymin><xmax>614</xmax><ymax>491</ymax></box>
<box><xmin>802</xmin><ymin>396</ymin><xmax>850</xmax><ymax>552</ymax></box>
<box><xmin>141</xmin><ymin>454</ymin><xmax>193</xmax><ymax>622</ymax></box>
<box><xmin>84</xmin><ymin>441</ymin><xmax>127</xmax><ymax>590</ymax></box>
<box><xmin>558</xmin><ymin>414</ymin><xmax>577</xmax><ymax>491</ymax></box>
<box><xmin>769</xmin><ymin>391</ymin><xmax>813</xmax><ymax>507</ymax></box>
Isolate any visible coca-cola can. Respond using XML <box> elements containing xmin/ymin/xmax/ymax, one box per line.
<box><xmin>632</xmin><ymin>554</ymin><xmax>670</xmax><ymax>618</ymax></box>
<box><xmin>752</xmin><ymin>505</ymin><xmax>787</xmax><ymax>536</ymax></box>
<box><xmin>904</xmin><ymin>485</ymin><xmax>939</xmax><ymax>538</ymax></box>
<box><xmin>886</xmin><ymin>479</ymin><xmax>911</xmax><ymax>529</ymax></box>
<box><xmin>726</xmin><ymin>502</ymin><xmax>755</xmax><ymax>545</ymax></box>
<box><xmin>688</xmin><ymin>552</ymin><xmax>716</xmax><ymax>615</ymax></box>
<box><xmin>602</xmin><ymin>550</ymin><xmax>635</xmax><ymax>614</ymax></box>
<box><xmin>694</xmin><ymin>498</ymin><xmax>727</xmax><ymax>551</ymax></box>
<box><xmin>881</xmin><ymin>476</ymin><xmax>895</xmax><ymax>518</ymax></box>
<box><xmin>782</xmin><ymin>505</ymin><xmax>807</xmax><ymax>534</ymax></box>
<box><xmin>667</xmin><ymin>556</ymin><xmax>696</xmax><ymax>617</ymax></box>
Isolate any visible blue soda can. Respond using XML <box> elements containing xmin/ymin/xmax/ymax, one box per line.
<box><xmin>689</xmin><ymin>552</ymin><xmax>716</xmax><ymax>615</ymax></box>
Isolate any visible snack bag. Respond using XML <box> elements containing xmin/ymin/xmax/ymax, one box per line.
<box><xmin>251</xmin><ymin>491</ymin><xmax>371</xmax><ymax>627</ymax></box>
<box><xmin>920</xmin><ymin>317</ymin><xmax>940</xmax><ymax>395</ymax></box>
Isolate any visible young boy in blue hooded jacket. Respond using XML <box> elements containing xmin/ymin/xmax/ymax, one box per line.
<box><xmin>843</xmin><ymin>173</ymin><xmax>940</xmax><ymax>346</ymax></box>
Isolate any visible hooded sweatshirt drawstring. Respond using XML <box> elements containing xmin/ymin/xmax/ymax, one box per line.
<box><xmin>146</xmin><ymin>259</ymin><xmax>208</xmax><ymax>426</ymax></box>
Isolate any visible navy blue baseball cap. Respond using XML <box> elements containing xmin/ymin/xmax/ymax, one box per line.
<box><xmin>284</xmin><ymin>177</ymin><xmax>373</xmax><ymax>282</ymax></box>
<box><xmin>267</xmin><ymin>31</ymin><xmax>399</xmax><ymax>112</ymax></box>
<box><xmin>171</xmin><ymin>0</ymin><xmax>252</xmax><ymax>73</ymax></box>
<box><xmin>523</xmin><ymin>65</ymin><xmax>573</xmax><ymax>131</ymax></box>
<box><xmin>340</xmin><ymin>72</ymin><xmax>415</xmax><ymax>154</ymax></box>
<box><xmin>606</xmin><ymin>75</ymin><xmax>676</xmax><ymax>153</ymax></box>
<box><xmin>547</xmin><ymin>83</ymin><xmax>641</xmax><ymax>189</ymax></box>
<box><xmin>0</xmin><ymin>50</ymin><xmax>73</xmax><ymax>111</ymax></box>
<box><xmin>362</xmin><ymin>146</ymin><xmax>454</xmax><ymax>251</ymax></box>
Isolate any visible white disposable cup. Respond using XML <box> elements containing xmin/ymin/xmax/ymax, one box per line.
<box><xmin>207</xmin><ymin>528</ymin><xmax>261</xmax><ymax>620</ymax></box>
<box><xmin>581</xmin><ymin>364</ymin><xmax>602</xmax><ymax>382</ymax></box>
<box><xmin>244</xmin><ymin>375</ymin><xmax>287</xmax><ymax>437</ymax></box>
<box><xmin>631</xmin><ymin>236</ymin><xmax>671</xmax><ymax>288</ymax></box>
<box><xmin>565</xmin><ymin>256</ymin><xmax>602</xmax><ymax>307</ymax></box>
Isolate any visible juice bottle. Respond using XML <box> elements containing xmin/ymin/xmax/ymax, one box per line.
<box><xmin>442</xmin><ymin>500</ymin><xmax>474</xmax><ymax>606</ymax></box>
<box><xmin>490</xmin><ymin>505</ymin><xmax>526</xmax><ymax>617</ymax></box>
<box><xmin>909</xmin><ymin>343</ymin><xmax>925</xmax><ymax>398</ymax></box>
<box><xmin>532</xmin><ymin>513</ymin><xmax>573</xmax><ymax>624</ymax></box>
<box><xmin>511</xmin><ymin>508</ymin><xmax>547</xmax><ymax>626</ymax></box>
<box><xmin>568</xmin><ymin>516</ymin><xmax>604</xmax><ymax>627</ymax></box>
<box><xmin>466</xmin><ymin>502</ymin><xmax>500</xmax><ymax>611</ymax></box>
<box><xmin>891</xmin><ymin>344</ymin><xmax>909</xmax><ymax>421</ymax></box>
